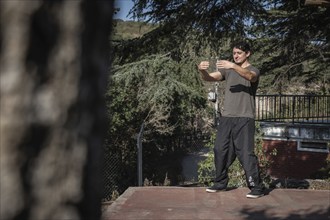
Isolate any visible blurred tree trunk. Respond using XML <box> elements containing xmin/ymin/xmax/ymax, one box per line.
<box><xmin>0</xmin><ymin>1</ymin><xmax>113</xmax><ymax>220</ymax></box>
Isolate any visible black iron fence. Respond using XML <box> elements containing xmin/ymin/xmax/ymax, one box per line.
<box><xmin>256</xmin><ymin>95</ymin><xmax>330</xmax><ymax>124</ymax></box>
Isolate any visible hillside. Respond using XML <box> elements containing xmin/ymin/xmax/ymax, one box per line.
<box><xmin>112</xmin><ymin>19</ymin><xmax>157</xmax><ymax>41</ymax></box>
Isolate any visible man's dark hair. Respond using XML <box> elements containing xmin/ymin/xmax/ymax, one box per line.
<box><xmin>232</xmin><ymin>41</ymin><xmax>251</xmax><ymax>53</ymax></box>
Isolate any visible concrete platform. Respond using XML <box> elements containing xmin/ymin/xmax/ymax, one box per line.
<box><xmin>102</xmin><ymin>186</ymin><xmax>330</xmax><ymax>220</ymax></box>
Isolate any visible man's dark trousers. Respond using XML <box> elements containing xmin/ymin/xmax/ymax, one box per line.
<box><xmin>213</xmin><ymin>117</ymin><xmax>262</xmax><ymax>189</ymax></box>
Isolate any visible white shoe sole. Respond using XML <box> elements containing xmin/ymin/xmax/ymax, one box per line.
<box><xmin>246</xmin><ymin>194</ymin><xmax>264</xmax><ymax>199</ymax></box>
<box><xmin>206</xmin><ymin>188</ymin><xmax>226</xmax><ymax>193</ymax></box>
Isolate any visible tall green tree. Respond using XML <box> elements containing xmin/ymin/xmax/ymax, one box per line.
<box><xmin>106</xmin><ymin>52</ymin><xmax>208</xmax><ymax>190</ymax></box>
<box><xmin>125</xmin><ymin>0</ymin><xmax>268</xmax><ymax>59</ymax></box>
<box><xmin>127</xmin><ymin>0</ymin><xmax>329</xmax><ymax>94</ymax></box>
<box><xmin>257</xmin><ymin>1</ymin><xmax>330</xmax><ymax>93</ymax></box>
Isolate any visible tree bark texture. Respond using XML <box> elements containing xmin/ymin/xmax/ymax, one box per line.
<box><xmin>0</xmin><ymin>1</ymin><xmax>113</xmax><ymax>219</ymax></box>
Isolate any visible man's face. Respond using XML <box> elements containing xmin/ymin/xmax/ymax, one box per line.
<box><xmin>232</xmin><ymin>47</ymin><xmax>250</xmax><ymax>64</ymax></box>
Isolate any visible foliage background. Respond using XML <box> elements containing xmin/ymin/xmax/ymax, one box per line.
<box><xmin>105</xmin><ymin>1</ymin><xmax>329</xmax><ymax>200</ymax></box>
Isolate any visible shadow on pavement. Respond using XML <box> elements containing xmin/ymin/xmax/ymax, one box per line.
<box><xmin>239</xmin><ymin>206</ymin><xmax>330</xmax><ymax>220</ymax></box>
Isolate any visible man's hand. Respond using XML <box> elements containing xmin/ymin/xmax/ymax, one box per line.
<box><xmin>216</xmin><ymin>60</ymin><xmax>258</xmax><ymax>82</ymax></box>
<box><xmin>198</xmin><ymin>61</ymin><xmax>223</xmax><ymax>82</ymax></box>
<box><xmin>216</xmin><ymin>60</ymin><xmax>235</xmax><ymax>69</ymax></box>
<box><xmin>198</xmin><ymin>61</ymin><xmax>210</xmax><ymax>70</ymax></box>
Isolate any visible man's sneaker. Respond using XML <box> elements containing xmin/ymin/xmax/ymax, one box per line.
<box><xmin>246</xmin><ymin>188</ymin><xmax>264</xmax><ymax>199</ymax></box>
<box><xmin>206</xmin><ymin>184</ymin><xmax>226</xmax><ymax>193</ymax></box>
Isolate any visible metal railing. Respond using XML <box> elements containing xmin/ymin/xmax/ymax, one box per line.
<box><xmin>256</xmin><ymin>95</ymin><xmax>330</xmax><ymax>124</ymax></box>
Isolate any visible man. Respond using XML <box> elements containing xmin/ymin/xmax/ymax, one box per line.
<box><xmin>198</xmin><ymin>41</ymin><xmax>264</xmax><ymax>198</ymax></box>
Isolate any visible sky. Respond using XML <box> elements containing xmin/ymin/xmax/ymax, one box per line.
<box><xmin>114</xmin><ymin>0</ymin><xmax>135</xmax><ymax>21</ymax></box>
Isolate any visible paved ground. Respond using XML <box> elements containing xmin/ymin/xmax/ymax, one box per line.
<box><xmin>102</xmin><ymin>186</ymin><xmax>330</xmax><ymax>220</ymax></box>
